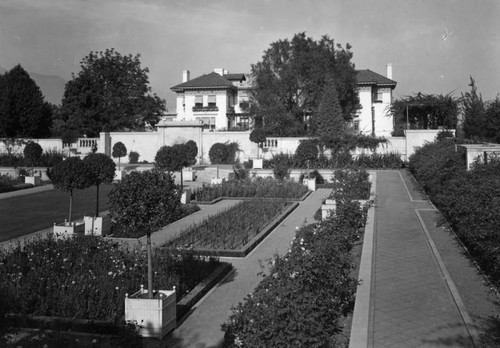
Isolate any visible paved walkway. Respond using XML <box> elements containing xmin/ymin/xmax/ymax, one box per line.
<box><xmin>352</xmin><ymin>171</ymin><xmax>478</xmax><ymax>348</ymax></box>
<box><xmin>163</xmin><ymin>188</ymin><xmax>331</xmax><ymax>348</ymax></box>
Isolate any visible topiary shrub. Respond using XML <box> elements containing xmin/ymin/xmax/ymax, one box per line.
<box><xmin>294</xmin><ymin>139</ymin><xmax>318</xmax><ymax>167</ymax></box>
<box><xmin>23</xmin><ymin>142</ymin><xmax>43</xmax><ymax>171</ymax></box>
<box><xmin>185</xmin><ymin>140</ymin><xmax>198</xmax><ymax>166</ymax></box>
<box><xmin>112</xmin><ymin>142</ymin><xmax>127</xmax><ymax>171</ymax></box>
<box><xmin>128</xmin><ymin>151</ymin><xmax>140</xmax><ymax>164</ymax></box>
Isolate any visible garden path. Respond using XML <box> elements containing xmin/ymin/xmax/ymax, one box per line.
<box><xmin>350</xmin><ymin>170</ymin><xmax>480</xmax><ymax>348</ymax></box>
<box><xmin>162</xmin><ymin>188</ymin><xmax>331</xmax><ymax>348</ymax></box>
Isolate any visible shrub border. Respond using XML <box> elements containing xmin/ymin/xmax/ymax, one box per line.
<box><xmin>162</xmin><ymin>201</ymin><xmax>300</xmax><ymax>258</ymax></box>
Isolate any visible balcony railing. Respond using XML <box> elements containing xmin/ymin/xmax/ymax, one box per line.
<box><xmin>192</xmin><ymin>106</ymin><xmax>218</xmax><ymax>112</ymax></box>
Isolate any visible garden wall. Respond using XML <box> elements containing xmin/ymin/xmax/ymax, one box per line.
<box><xmin>0</xmin><ymin>138</ymin><xmax>63</xmax><ymax>155</ymax></box>
<box><xmin>1</xmin><ymin>128</ymin><xmax>446</xmax><ymax>165</ymax></box>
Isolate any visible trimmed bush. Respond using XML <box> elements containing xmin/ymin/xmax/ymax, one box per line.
<box><xmin>128</xmin><ymin>151</ymin><xmax>140</xmax><ymax>164</ymax></box>
<box><xmin>23</xmin><ymin>142</ymin><xmax>43</xmax><ymax>169</ymax></box>
<box><xmin>294</xmin><ymin>139</ymin><xmax>318</xmax><ymax>167</ymax></box>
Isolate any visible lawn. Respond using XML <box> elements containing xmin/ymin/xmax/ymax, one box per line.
<box><xmin>0</xmin><ymin>184</ymin><xmax>112</xmax><ymax>242</ymax></box>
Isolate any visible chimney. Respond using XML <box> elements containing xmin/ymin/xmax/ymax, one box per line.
<box><xmin>182</xmin><ymin>70</ymin><xmax>190</xmax><ymax>82</ymax></box>
<box><xmin>386</xmin><ymin>63</ymin><xmax>393</xmax><ymax>80</ymax></box>
<box><xmin>214</xmin><ymin>68</ymin><xmax>227</xmax><ymax>76</ymax></box>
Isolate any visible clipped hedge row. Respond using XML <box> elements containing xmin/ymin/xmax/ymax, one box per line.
<box><xmin>222</xmin><ymin>188</ymin><xmax>368</xmax><ymax>347</ymax></box>
<box><xmin>409</xmin><ymin>138</ymin><xmax>500</xmax><ymax>287</ymax></box>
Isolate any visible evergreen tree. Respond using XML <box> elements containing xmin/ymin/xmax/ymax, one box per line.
<box><xmin>462</xmin><ymin>77</ymin><xmax>486</xmax><ymax>140</ymax></box>
<box><xmin>0</xmin><ymin>65</ymin><xmax>52</xmax><ymax>138</ymax></box>
<box><xmin>313</xmin><ymin>76</ymin><xmax>345</xmax><ymax>149</ymax></box>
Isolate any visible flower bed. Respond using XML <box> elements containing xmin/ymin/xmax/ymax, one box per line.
<box><xmin>222</xmin><ymin>198</ymin><xmax>367</xmax><ymax>347</ymax></box>
<box><xmin>192</xmin><ymin>178</ymin><xmax>309</xmax><ymax>202</ymax></box>
<box><xmin>0</xmin><ymin>235</ymin><xmax>220</xmax><ymax>321</ymax></box>
<box><xmin>166</xmin><ymin>199</ymin><xmax>292</xmax><ymax>253</ymax></box>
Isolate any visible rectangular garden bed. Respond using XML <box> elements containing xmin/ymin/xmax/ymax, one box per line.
<box><xmin>163</xmin><ymin>200</ymin><xmax>299</xmax><ymax>257</ymax></box>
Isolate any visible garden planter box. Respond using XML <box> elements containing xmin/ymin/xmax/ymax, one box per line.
<box><xmin>181</xmin><ymin>188</ymin><xmax>191</xmax><ymax>204</ymax></box>
<box><xmin>24</xmin><ymin>175</ymin><xmax>42</xmax><ymax>187</ymax></box>
<box><xmin>211</xmin><ymin>178</ymin><xmax>223</xmax><ymax>185</ymax></box>
<box><xmin>53</xmin><ymin>220</ymin><xmax>85</xmax><ymax>238</ymax></box>
<box><xmin>252</xmin><ymin>158</ymin><xmax>263</xmax><ymax>169</ymax></box>
<box><xmin>303</xmin><ymin>178</ymin><xmax>316</xmax><ymax>191</ymax></box>
<box><xmin>84</xmin><ymin>216</ymin><xmax>111</xmax><ymax>236</ymax></box>
<box><xmin>115</xmin><ymin>170</ymin><xmax>126</xmax><ymax>181</ymax></box>
<box><xmin>125</xmin><ymin>285</ymin><xmax>176</xmax><ymax>339</ymax></box>
<box><xmin>322</xmin><ymin>200</ymin><xmax>336</xmax><ymax>220</ymax></box>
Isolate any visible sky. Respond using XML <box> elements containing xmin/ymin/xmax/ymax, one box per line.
<box><xmin>1</xmin><ymin>0</ymin><xmax>500</xmax><ymax>111</ymax></box>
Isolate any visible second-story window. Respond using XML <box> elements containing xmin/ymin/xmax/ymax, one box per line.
<box><xmin>208</xmin><ymin>95</ymin><xmax>216</xmax><ymax>108</ymax></box>
<box><xmin>373</xmin><ymin>88</ymin><xmax>383</xmax><ymax>103</ymax></box>
<box><xmin>195</xmin><ymin>95</ymin><xmax>203</xmax><ymax>108</ymax></box>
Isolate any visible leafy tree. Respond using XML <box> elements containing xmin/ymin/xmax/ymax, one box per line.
<box><xmin>0</xmin><ymin>65</ymin><xmax>52</xmax><ymax>138</ymax></box>
<box><xmin>313</xmin><ymin>76</ymin><xmax>345</xmax><ymax>149</ymax></box>
<box><xmin>249</xmin><ymin>128</ymin><xmax>267</xmax><ymax>159</ymax></box>
<box><xmin>295</xmin><ymin>139</ymin><xmax>319</xmax><ymax>167</ymax></box>
<box><xmin>185</xmin><ymin>140</ymin><xmax>198</xmax><ymax>166</ymax></box>
<box><xmin>209</xmin><ymin>143</ymin><xmax>230</xmax><ymax>179</ymax></box>
<box><xmin>58</xmin><ymin>49</ymin><xmax>166</xmax><ymax>137</ymax></box>
<box><xmin>112</xmin><ymin>142</ymin><xmax>127</xmax><ymax>171</ymax></box>
<box><xmin>250</xmin><ymin>33</ymin><xmax>359</xmax><ymax>136</ymax></box>
<box><xmin>108</xmin><ymin>170</ymin><xmax>182</xmax><ymax>299</ymax></box>
<box><xmin>23</xmin><ymin>142</ymin><xmax>43</xmax><ymax>171</ymax></box>
<box><xmin>155</xmin><ymin>144</ymin><xmax>188</xmax><ymax>188</ymax></box>
<box><xmin>47</xmin><ymin>157</ymin><xmax>88</xmax><ymax>223</ymax></box>
<box><xmin>128</xmin><ymin>151</ymin><xmax>140</xmax><ymax>164</ymax></box>
<box><xmin>390</xmin><ymin>92</ymin><xmax>459</xmax><ymax>136</ymax></box>
<box><xmin>461</xmin><ymin>77</ymin><xmax>486</xmax><ymax>140</ymax></box>
<box><xmin>484</xmin><ymin>97</ymin><xmax>500</xmax><ymax>143</ymax></box>
<box><xmin>83</xmin><ymin>153</ymin><xmax>116</xmax><ymax>216</ymax></box>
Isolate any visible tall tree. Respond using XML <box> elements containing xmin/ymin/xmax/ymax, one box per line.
<box><xmin>250</xmin><ymin>33</ymin><xmax>359</xmax><ymax>136</ymax></box>
<box><xmin>58</xmin><ymin>49</ymin><xmax>166</xmax><ymax>137</ymax></box>
<box><xmin>484</xmin><ymin>97</ymin><xmax>500</xmax><ymax>143</ymax></box>
<box><xmin>0</xmin><ymin>65</ymin><xmax>52</xmax><ymax>138</ymax></box>
<box><xmin>313</xmin><ymin>76</ymin><xmax>345</xmax><ymax>148</ymax></box>
<box><xmin>112</xmin><ymin>142</ymin><xmax>127</xmax><ymax>171</ymax></box>
<box><xmin>462</xmin><ymin>77</ymin><xmax>487</xmax><ymax>140</ymax></box>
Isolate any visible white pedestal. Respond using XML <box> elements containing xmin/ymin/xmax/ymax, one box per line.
<box><xmin>53</xmin><ymin>220</ymin><xmax>85</xmax><ymax>238</ymax></box>
<box><xmin>84</xmin><ymin>216</ymin><xmax>111</xmax><ymax>236</ymax></box>
<box><xmin>115</xmin><ymin>170</ymin><xmax>126</xmax><ymax>181</ymax></box>
<box><xmin>253</xmin><ymin>158</ymin><xmax>263</xmax><ymax>169</ymax></box>
<box><xmin>181</xmin><ymin>188</ymin><xmax>191</xmax><ymax>204</ymax></box>
<box><xmin>303</xmin><ymin>178</ymin><xmax>316</xmax><ymax>191</ymax></box>
<box><xmin>211</xmin><ymin>178</ymin><xmax>223</xmax><ymax>185</ymax></box>
<box><xmin>321</xmin><ymin>200</ymin><xmax>336</xmax><ymax>221</ymax></box>
<box><xmin>125</xmin><ymin>285</ymin><xmax>177</xmax><ymax>339</ymax></box>
<box><xmin>25</xmin><ymin>175</ymin><xmax>42</xmax><ymax>186</ymax></box>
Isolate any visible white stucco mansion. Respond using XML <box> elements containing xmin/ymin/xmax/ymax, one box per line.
<box><xmin>170</xmin><ymin>64</ymin><xmax>397</xmax><ymax>137</ymax></box>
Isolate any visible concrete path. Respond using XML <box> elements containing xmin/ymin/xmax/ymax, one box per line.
<box><xmin>351</xmin><ymin>171</ymin><xmax>479</xmax><ymax>348</ymax></box>
<box><xmin>163</xmin><ymin>188</ymin><xmax>331</xmax><ymax>348</ymax></box>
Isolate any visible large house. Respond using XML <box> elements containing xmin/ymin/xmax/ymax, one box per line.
<box><xmin>171</xmin><ymin>65</ymin><xmax>397</xmax><ymax>137</ymax></box>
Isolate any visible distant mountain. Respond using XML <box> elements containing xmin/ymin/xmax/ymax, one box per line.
<box><xmin>0</xmin><ymin>65</ymin><xmax>67</xmax><ymax>105</ymax></box>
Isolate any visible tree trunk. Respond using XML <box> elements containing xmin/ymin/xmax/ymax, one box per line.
<box><xmin>147</xmin><ymin>233</ymin><xmax>153</xmax><ymax>299</ymax></box>
<box><xmin>217</xmin><ymin>164</ymin><xmax>219</xmax><ymax>179</ymax></box>
<box><xmin>95</xmin><ymin>184</ymin><xmax>100</xmax><ymax>217</ymax></box>
<box><xmin>68</xmin><ymin>190</ymin><xmax>73</xmax><ymax>224</ymax></box>
<box><xmin>118</xmin><ymin>157</ymin><xmax>121</xmax><ymax>171</ymax></box>
<box><xmin>180</xmin><ymin>169</ymin><xmax>183</xmax><ymax>190</ymax></box>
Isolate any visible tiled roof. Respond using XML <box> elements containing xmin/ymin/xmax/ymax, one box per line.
<box><xmin>223</xmin><ymin>73</ymin><xmax>246</xmax><ymax>82</ymax></box>
<box><xmin>356</xmin><ymin>69</ymin><xmax>397</xmax><ymax>87</ymax></box>
<box><xmin>171</xmin><ymin>72</ymin><xmax>236</xmax><ymax>92</ymax></box>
